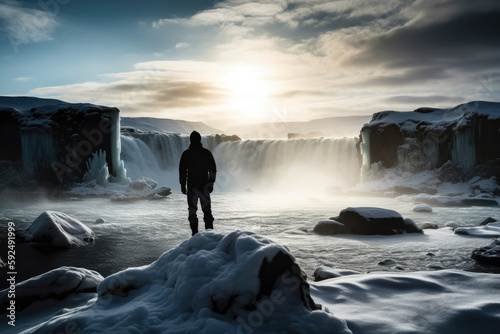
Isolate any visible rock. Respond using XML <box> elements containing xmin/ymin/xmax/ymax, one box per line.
<box><xmin>335</xmin><ymin>207</ymin><xmax>422</xmax><ymax>235</ymax></box>
<box><xmin>403</xmin><ymin>218</ymin><xmax>423</xmax><ymax>233</ymax></box>
<box><xmin>96</xmin><ymin>218</ymin><xmax>105</xmax><ymax>224</ymax></box>
<box><xmin>479</xmin><ymin>217</ymin><xmax>498</xmax><ymax>226</ymax></box>
<box><xmin>436</xmin><ymin>161</ymin><xmax>465</xmax><ymax>183</ymax></box>
<box><xmin>454</xmin><ymin>222</ymin><xmax>500</xmax><ymax>237</ymax></box>
<box><xmin>22</xmin><ymin>211</ymin><xmax>95</xmax><ymax>247</ymax></box>
<box><xmin>128</xmin><ymin>177</ymin><xmax>158</xmax><ymax>191</ymax></box>
<box><xmin>471</xmin><ymin>239</ymin><xmax>500</xmax><ymax>265</ymax></box>
<box><xmin>313</xmin><ymin>220</ymin><xmax>346</xmax><ymax>235</ymax></box>
<box><xmin>420</xmin><ymin>222</ymin><xmax>439</xmax><ymax>229</ymax></box>
<box><xmin>378</xmin><ymin>259</ymin><xmax>397</xmax><ymax>266</ymax></box>
<box><xmin>313</xmin><ymin>266</ymin><xmax>361</xmax><ymax>281</ymax></box>
<box><xmin>445</xmin><ymin>222</ymin><xmax>459</xmax><ymax>230</ymax></box>
<box><xmin>412</xmin><ymin>204</ymin><xmax>433</xmax><ymax>212</ymax></box>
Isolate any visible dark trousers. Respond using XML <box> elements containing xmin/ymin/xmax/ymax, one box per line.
<box><xmin>187</xmin><ymin>187</ymin><xmax>214</xmax><ymax>236</ymax></box>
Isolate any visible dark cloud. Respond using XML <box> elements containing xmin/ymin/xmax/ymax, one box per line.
<box><xmin>357</xmin><ymin>66</ymin><xmax>452</xmax><ymax>87</ymax></box>
<box><xmin>350</xmin><ymin>10</ymin><xmax>500</xmax><ymax>70</ymax></box>
<box><xmin>382</xmin><ymin>95</ymin><xmax>466</xmax><ymax>106</ymax></box>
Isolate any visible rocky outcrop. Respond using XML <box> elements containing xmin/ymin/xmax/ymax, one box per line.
<box><xmin>359</xmin><ymin>101</ymin><xmax>500</xmax><ymax>179</ymax></box>
<box><xmin>0</xmin><ymin>97</ymin><xmax>121</xmax><ymax>186</ymax></box>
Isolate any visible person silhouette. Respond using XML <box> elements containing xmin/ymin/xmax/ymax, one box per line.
<box><xmin>179</xmin><ymin>131</ymin><xmax>217</xmax><ymax>236</ymax></box>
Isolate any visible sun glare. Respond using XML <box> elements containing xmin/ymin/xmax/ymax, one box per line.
<box><xmin>221</xmin><ymin>64</ymin><xmax>272</xmax><ymax>121</ymax></box>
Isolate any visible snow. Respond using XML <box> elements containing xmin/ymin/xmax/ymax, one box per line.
<box><xmin>22</xmin><ymin>211</ymin><xmax>95</xmax><ymax>247</ymax></box>
<box><xmin>310</xmin><ymin>269</ymin><xmax>500</xmax><ymax>334</ymax></box>
<box><xmin>313</xmin><ymin>266</ymin><xmax>361</xmax><ymax>281</ymax></box>
<box><xmin>17</xmin><ymin>231</ymin><xmax>351</xmax><ymax>334</ymax></box>
<box><xmin>342</xmin><ymin>207</ymin><xmax>402</xmax><ymax>219</ymax></box>
<box><xmin>412</xmin><ymin>203</ymin><xmax>433</xmax><ymax>212</ymax></box>
<box><xmin>0</xmin><ymin>266</ymin><xmax>103</xmax><ymax>312</ymax></box>
<box><xmin>121</xmin><ymin>116</ymin><xmax>222</xmax><ymax>135</ymax></box>
<box><xmin>368</xmin><ymin>101</ymin><xmax>500</xmax><ymax>132</ymax></box>
<box><xmin>454</xmin><ymin>222</ymin><xmax>500</xmax><ymax>237</ymax></box>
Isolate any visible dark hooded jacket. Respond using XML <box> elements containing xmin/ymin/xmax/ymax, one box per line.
<box><xmin>179</xmin><ymin>141</ymin><xmax>216</xmax><ymax>190</ymax></box>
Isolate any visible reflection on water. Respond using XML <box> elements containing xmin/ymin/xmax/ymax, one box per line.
<box><xmin>1</xmin><ymin>191</ymin><xmax>499</xmax><ymax>290</ymax></box>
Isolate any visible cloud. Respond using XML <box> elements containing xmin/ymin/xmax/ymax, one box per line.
<box><xmin>0</xmin><ymin>0</ymin><xmax>58</xmax><ymax>49</ymax></box>
<box><xmin>14</xmin><ymin>76</ymin><xmax>33</xmax><ymax>82</ymax></box>
<box><xmin>382</xmin><ymin>95</ymin><xmax>466</xmax><ymax>107</ymax></box>
<box><xmin>175</xmin><ymin>42</ymin><xmax>189</xmax><ymax>49</ymax></box>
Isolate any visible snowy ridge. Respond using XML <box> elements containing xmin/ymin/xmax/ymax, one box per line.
<box><xmin>368</xmin><ymin>101</ymin><xmax>500</xmax><ymax>132</ymax></box>
<box><xmin>17</xmin><ymin>231</ymin><xmax>351</xmax><ymax>334</ymax></box>
<box><xmin>121</xmin><ymin>116</ymin><xmax>222</xmax><ymax>135</ymax></box>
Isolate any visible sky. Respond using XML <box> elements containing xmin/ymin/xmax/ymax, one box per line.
<box><xmin>1</xmin><ymin>0</ymin><xmax>500</xmax><ymax>129</ymax></box>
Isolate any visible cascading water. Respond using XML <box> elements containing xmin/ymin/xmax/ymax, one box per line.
<box><xmin>21</xmin><ymin>132</ymin><xmax>57</xmax><ymax>178</ymax></box>
<box><xmin>120</xmin><ymin>133</ymin><xmax>361</xmax><ymax>192</ymax></box>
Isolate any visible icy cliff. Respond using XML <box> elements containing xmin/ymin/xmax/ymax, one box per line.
<box><xmin>0</xmin><ymin>96</ymin><xmax>127</xmax><ymax>186</ymax></box>
<box><xmin>359</xmin><ymin>101</ymin><xmax>500</xmax><ymax>186</ymax></box>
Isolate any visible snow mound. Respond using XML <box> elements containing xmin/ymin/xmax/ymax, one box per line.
<box><xmin>316</xmin><ymin>207</ymin><xmax>422</xmax><ymax>235</ymax></box>
<box><xmin>412</xmin><ymin>203</ymin><xmax>433</xmax><ymax>212</ymax></box>
<box><xmin>472</xmin><ymin>239</ymin><xmax>500</xmax><ymax>265</ymax></box>
<box><xmin>454</xmin><ymin>222</ymin><xmax>500</xmax><ymax>237</ymax></box>
<box><xmin>314</xmin><ymin>266</ymin><xmax>361</xmax><ymax>281</ymax></box>
<box><xmin>0</xmin><ymin>266</ymin><xmax>103</xmax><ymax>312</ymax></box>
<box><xmin>311</xmin><ymin>269</ymin><xmax>500</xmax><ymax>333</ymax></box>
<box><xmin>311</xmin><ymin>270</ymin><xmax>500</xmax><ymax>334</ymax></box>
<box><xmin>22</xmin><ymin>211</ymin><xmax>95</xmax><ymax>247</ymax></box>
<box><xmin>28</xmin><ymin>231</ymin><xmax>351</xmax><ymax>334</ymax></box>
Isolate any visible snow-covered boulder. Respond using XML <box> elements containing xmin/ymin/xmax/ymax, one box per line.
<box><xmin>0</xmin><ymin>266</ymin><xmax>103</xmax><ymax>312</ymax></box>
<box><xmin>412</xmin><ymin>203</ymin><xmax>433</xmax><ymax>212</ymax></box>
<box><xmin>420</xmin><ymin>222</ymin><xmax>439</xmax><ymax>229</ymax></box>
<box><xmin>323</xmin><ymin>207</ymin><xmax>423</xmax><ymax>235</ymax></box>
<box><xmin>454</xmin><ymin>222</ymin><xmax>500</xmax><ymax>237</ymax></box>
<box><xmin>128</xmin><ymin>176</ymin><xmax>158</xmax><ymax>191</ymax></box>
<box><xmin>111</xmin><ymin>185</ymin><xmax>171</xmax><ymax>201</ymax></box>
<box><xmin>471</xmin><ymin>239</ymin><xmax>500</xmax><ymax>265</ymax></box>
<box><xmin>314</xmin><ymin>266</ymin><xmax>361</xmax><ymax>281</ymax></box>
<box><xmin>22</xmin><ymin>211</ymin><xmax>95</xmax><ymax>247</ymax></box>
<box><xmin>27</xmin><ymin>231</ymin><xmax>351</xmax><ymax>334</ymax></box>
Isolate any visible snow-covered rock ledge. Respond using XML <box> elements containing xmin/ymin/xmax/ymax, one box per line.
<box><xmin>14</xmin><ymin>231</ymin><xmax>351</xmax><ymax>334</ymax></box>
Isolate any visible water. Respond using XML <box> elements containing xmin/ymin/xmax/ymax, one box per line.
<box><xmin>1</xmin><ymin>191</ymin><xmax>499</xmax><ymax>290</ymax></box>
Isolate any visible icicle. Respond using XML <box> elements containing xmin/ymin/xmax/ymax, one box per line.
<box><xmin>21</xmin><ymin>132</ymin><xmax>57</xmax><ymax>178</ymax></box>
<box><xmin>108</xmin><ymin>111</ymin><xmax>130</xmax><ymax>184</ymax></box>
<box><xmin>451</xmin><ymin>128</ymin><xmax>475</xmax><ymax>172</ymax></box>
<box><xmin>83</xmin><ymin>150</ymin><xmax>109</xmax><ymax>186</ymax></box>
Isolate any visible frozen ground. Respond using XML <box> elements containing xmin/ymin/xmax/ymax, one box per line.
<box><xmin>1</xmin><ymin>191</ymin><xmax>499</xmax><ymax>291</ymax></box>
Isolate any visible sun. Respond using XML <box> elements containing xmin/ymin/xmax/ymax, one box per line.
<box><xmin>220</xmin><ymin>64</ymin><xmax>272</xmax><ymax>121</ymax></box>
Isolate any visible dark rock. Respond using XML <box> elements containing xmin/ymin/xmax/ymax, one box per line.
<box><xmin>436</xmin><ymin>161</ymin><xmax>465</xmax><ymax>183</ymax></box>
<box><xmin>460</xmin><ymin>198</ymin><xmax>498</xmax><ymax>207</ymax></box>
<box><xmin>313</xmin><ymin>220</ymin><xmax>346</xmax><ymax>235</ymax></box>
<box><xmin>313</xmin><ymin>266</ymin><xmax>361</xmax><ymax>281</ymax></box>
<box><xmin>480</xmin><ymin>217</ymin><xmax>498</xmax><ymax>226</ymax></box>
<box><xmin>471</xmin><ymin>239</ymin><xmax>500</xmax><ymax>265</ymax></box>
<box><xmin>336</xmin><ymin>207</ymin><xmax>419</xmax><ymax>235</ymax></box>
<box><xmin>378</xmin><ymin>259</ymin><xmax>397</xmax><ymax>266</ymax></box>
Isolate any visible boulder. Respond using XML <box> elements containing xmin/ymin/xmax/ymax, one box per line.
<box><xmin>313</xmin><ymin>220</ymin><xmax>346</xmax><ymax>235</ymax></box>
<box><xmin>313</xmin><ymin>266</ymin><xmax>361</xmax><ymax>281</ymax></box>
<box><xmin>471</xmin><ymin>239</ymin><xmax>500</xmax><ymax>265</ymax></box>
<box><xmin>22</xmin><ymin>211</ymin><xmax>95</xmax><ymax>247</ymax></box>
<box><xmin>335</xmin><ymin>207</ymin><xmax>422</xmax><ymax>235</ymax></box>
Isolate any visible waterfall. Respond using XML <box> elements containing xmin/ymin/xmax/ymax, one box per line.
<box><xmin>21</xmin><ymin>132</ymin><xmax>57</xmax><ymax>178</ymax></box>
<box><xmin>451</xmin><ymin>128</ymin><xmax>476</xmax><ymax>172</ymax></box>
<box><xmin>120</xmin><ymin>133</ymin><xmax>361</xmax><ymax>192</ymax></box>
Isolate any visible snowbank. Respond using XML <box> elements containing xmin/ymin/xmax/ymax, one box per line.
<box><xmin>455</xmin><ymin>222</ymin><xmax>500</xmax><ymax>237</ymax></box>
<box><xmin>23</xmin><ymin>231</ymin><xmax>351</xmax><ymax>334</ymax></box>
<box><xmin>311</xmin><ymin>269</ymin><xmax>500</xmax><ymax>333</ymax></box>
<box><xmin>0</xmin><ymin>266</ymin><xmax>103</xmax><ymax>312</ymax></box>
<box><xmin>22</xmin><ymin>211</ymin><xmax>95</xmax><ymax>247</ymax></box>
